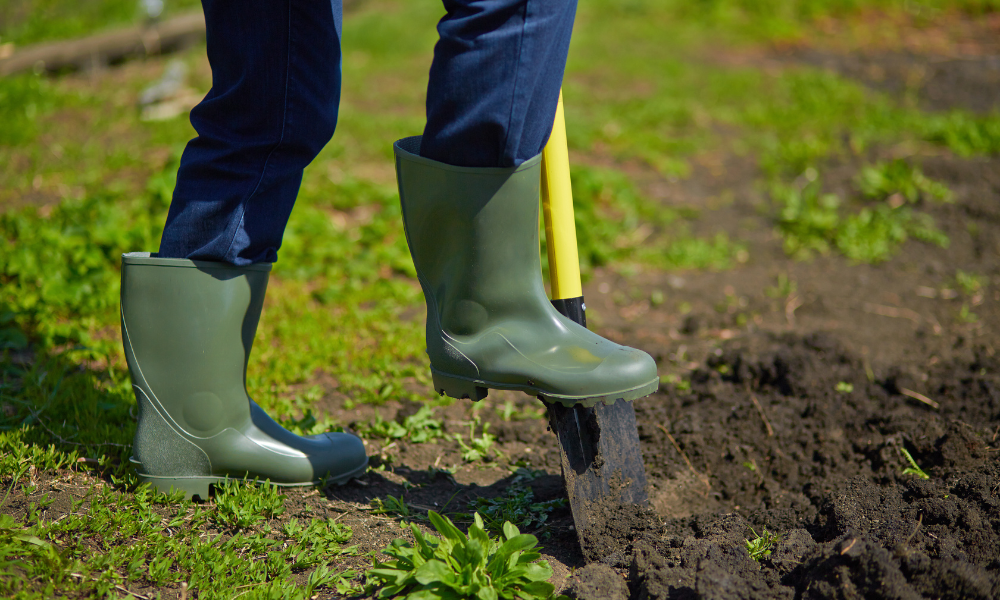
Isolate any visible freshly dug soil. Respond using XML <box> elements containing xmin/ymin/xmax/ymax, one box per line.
<box><xmin>559</xmin><ymin>42</ymin><xmax>1000</xmax><ymax>598</ymax></box>
<box><xmin>577</xmin><ymin>334</ymin><xmax>999</xmax><ymax>599</ymax></box>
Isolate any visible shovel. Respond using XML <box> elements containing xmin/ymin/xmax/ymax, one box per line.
<box><xmin>540</xmin><ymin>90</ymin><xmax>651</xmax><ymax>552</ymax></box>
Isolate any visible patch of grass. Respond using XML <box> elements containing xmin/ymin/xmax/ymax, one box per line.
<box><xmin>213</xmin><ymin>479</ymin><xmax>287</xmax><ymax>530</ymax></box>
<box><xmin>0</xmin><ymin>0</ymin><xmax>203</xmax><ymax>47</ymax></box>
<box><xmin>0</xmin><ymin>74</ymin><xmax>60</xmax><ymax>147</ymax></box>
<box><xmin>568</xmin><ymin>166</ymin><xmax>746</xmax><ymax>273</ymax></box>
<box><xmin>357</xmin><ymin>406</ymin><xmax>444</xmax><ymax>444</ymax></box>
<box><xmin>773</xmin><ymin>172</ymin><xmax>950</xmax><ymax>263</ymax></box>
<box><xmin>857</xmin><ymin>159</ymin><xmax>953</xmax><ymax>204</ymax></box>
<box><xmin>367</xmin><ymin>511</ymin><xmax>564</xmax><ymax>600</ymax></box>
<box><xmin>466</xmin><ymin>470</ymin><xmax>567</xmax><ymax>538</ymax></box>
<box><xmin>746</xmin><ymin>526</ymin><xmax>782</xmax><ymax>561</ymax></box>
<box><xmin>955</xmin><ymin>270</ymin><xmax>987</xmax><ymax>296</ymax></box>
<box><xmin>0</xmin><ymin>482</ymin><xmax>357</xmax><ymax>599</ymax></box>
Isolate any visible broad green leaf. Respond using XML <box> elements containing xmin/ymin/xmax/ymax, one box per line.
<box><xmin>428</xmin><ymin>511</ymin><xmax>466</xmax><ymax>546</ymax></box>
<box><xmin>522</xmin><ymin>562</ymin><xmax>553</xmax><ymax>582</ymax></box>
<box><xmin>413</xmin><ymin>559</ymin><xmax>455</xmax><ymax>585</ymax></box>
<box><xmin>477</xmin><ymin>586</ymin><xmax>499</xmax><ymax>600</ymax></box>
<box><xmin>502</xmin><ymin>521</ymin><xmax>519</xmax><ymax>540</ymax></box>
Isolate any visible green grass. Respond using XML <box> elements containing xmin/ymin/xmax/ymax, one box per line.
<box><xmin>0</xmin><ymin>0</ymin><xmax>203</xmax><ymax>47</ymax></box>
<box><xmin>0</xmin><ymin>482</ymin><xmax>359</xmax><ymax>599</ymax></box>
<box><xmin>773</xmin><ymin>159</ymin><xmax>953</xmax><ymax>263</ymax></box>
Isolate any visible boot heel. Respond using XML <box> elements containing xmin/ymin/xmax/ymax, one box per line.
<box><xmin>432</xmin><ymin>371</ymin><xmax>488</xmax><ymax>401</ymax></box>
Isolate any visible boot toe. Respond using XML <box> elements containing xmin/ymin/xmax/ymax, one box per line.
<box><xmin>580</xmin><ymin>345</ymin><xmax>658</xmax><ymax>400</ymax></box>
<box><xmin>311</xmin><ymin>432</ymin><xmax>368</xmax><ymax>483</ymax></box>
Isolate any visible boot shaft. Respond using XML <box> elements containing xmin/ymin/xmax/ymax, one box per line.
<box><xmin>394</xmin><ymin>136</ymin><xmax>550</xmax><ymax>336</ymax></box>
<box><xmin>120</xmin><ymin>253</ymin><xmax>269</xmax><ymax>437</ymax></box>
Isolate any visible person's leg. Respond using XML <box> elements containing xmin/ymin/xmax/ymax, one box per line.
<box><xmin>126</xmin><ymin>0</ymin><xmax>367</xmax><ymax>499</ymax></box>
<box><xmin>396</xmin><ymin>0</ymin><xmax>658</xmax><ymax>407</ymax></box>
<box><xmin>159</xmin><ymin>0</ymin><xmax>344</xmax><ymax>265</ymax></box>
<box><xmin>420</xmin><ymin>0</ymin><xmax>577</xmax><ymax>168</ymax></box>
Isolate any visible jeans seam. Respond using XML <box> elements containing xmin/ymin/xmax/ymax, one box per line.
<box><xmin>222</xmin><ymin>0</ymin><xmax>294</xmax><ymax>262</ymax></box>
<box><xmin>500</xmin><ymin>0</ymin><xmax>530</xmax><ymax>168</ymax></box>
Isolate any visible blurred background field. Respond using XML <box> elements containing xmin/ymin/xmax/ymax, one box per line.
<box><xmin>1</xmin><ymin>1</ymin><xmax>999</xmax><ymax>598</ymax></box>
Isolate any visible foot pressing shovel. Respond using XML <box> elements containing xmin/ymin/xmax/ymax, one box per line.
<box><xmin>540</xmin><ymin>91</ymin><xmax>651</xmax><ymax>552</ymax></box>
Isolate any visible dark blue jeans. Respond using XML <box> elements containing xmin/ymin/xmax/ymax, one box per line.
<box><xmin>159</xmin><ymin>0</ymin><xmax>577</xmax><ymax>265</ymax></box>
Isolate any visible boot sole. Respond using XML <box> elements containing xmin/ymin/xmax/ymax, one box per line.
<box><xmin>431</xmin><ymin>369</ymin><xmax>659</xmax><ymax>408</ymax></box>
<box><xmin>132</xmin><ymin>458</ymin><xmax>369</xmax><ymax>501</ymax></box>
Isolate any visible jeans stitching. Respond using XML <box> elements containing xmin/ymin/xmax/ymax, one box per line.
<box><xmin>222</xmin><ymin>0</ymin><xmax>294</xmax><ymax>262</ymax></box>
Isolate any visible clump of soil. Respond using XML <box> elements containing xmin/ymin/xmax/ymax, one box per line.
<box><xmin>564</xmin><ymin>563</ymin><xmax>630</xmax><ymax>600</ymax></box>
<box><xmin>580</xmin><ymin>334</ymin><xmax>1000</xmax><ymax>599</ymax></box>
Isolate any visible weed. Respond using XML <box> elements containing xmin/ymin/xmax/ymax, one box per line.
<box><xmin>455</xmin><ymin>417</ymin><xmax>497</xmax><ymax>462</ymax></box>
<box><xmin>765</xmin><ymin>273</ymin><xmax>797</xmax><ymax>299</ymax></box>
<box><xmin>955</xmin><ymin>270</ymin><xmax>987</xmax><ymax>296</ymax></box>
<box><xmin>213</xmin><ymin>479</ymin><xmax>287</xmax><ymax>530</ymax></box>
<box><xmin>773</xmin><ymin>176</ymin><xmax>949</xmax><ymax>263</ymax></box>
<box><xmin>746</xmin><ymin>527</ymin><xmax>781</xmax><ymax>561</ymax></box>
<box><xmin>774</xmin><ymin>180</ymin><xmax>841</xmax><ymax>258</ymax></box>
<box><xmin>857</xmin><ymin>160</ymin><xmax>953</xmax><ymax>205</ymax></box>
<box><xmin>358</xmin><ymin>406</ymin><xmax>444</xmax><ymax>444</ymax></box>
<box><xmin>371</xmin><ymin>495</ymin><xmax>414</xmax><ymax>521</ymax></box>
<box><xmin>836</xmin><ymin>382</ymin><xmax>854</xmax><ymax>393</ymax></box>
<box><xmin>466</xmin><ymin>474</ymin><xmax>567</xmax><ymax>538</ymax></box>
<box><xmin>899</xmin><ymin>447</ymin><xmax>930</xmax><ymax>480</ymax></box>
<box><xmin>663</xmin><ymin>373</ymin><xmax>692</xmax><ymax>392</ymax></box>
<box><xmin>367</xmin><ymin>511</ymin><xmax>564</xmax><ymax>600</ymax></box>
<box><xmin>958</xmin><ymin>304</ymin><xmax>979</xmax><ymax>324</ymax></box>
<box><xmin>497</xmin><ymin>400</ymin><xmax>518</xmax><ymax>422</ymax></box>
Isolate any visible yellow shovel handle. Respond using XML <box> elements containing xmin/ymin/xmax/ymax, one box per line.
<box><xmin>541</xmin><ymin>90</ymin><xmax>583</xmax><ymax>301</ymax></box>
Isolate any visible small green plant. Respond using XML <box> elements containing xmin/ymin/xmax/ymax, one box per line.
<box><xmin>765</xmin><ymin>273</ymin><xmax>797</xmax><ymax>299</ymax></box>
<box><xmin>774</xmin><ymin>179</ymin><xmax>842</xmax><ymax>259</ymax></box>
<box><xmin>455</xmin><ymin>417</ymin><xmax>496</xmax><ymax>462</ymax></box>
<box><xmin>835</xmin><ymin>381</ymin><xmax>854</xmax><ymax>393</ymax></box>
<box><xmin>955</xmin><ymin>270</ymin><xmax>987</xmax><ymax>296</ymax></box>
<box><xmin>358</xmin><ymin>406</ymin><xmax>444</xmax><ymax>444</ymax></box>
<box><xmin>213</xmin><ymin>479</ymin><xmax>287</xmax><ymax>530</ymax></box>
<box><xmin>371</xmin><ymin>495</ymin><xmax>414</xmax><ymax>520</ymax></box>
<box><xmin>856</xmin><ymin>159</ymin><xmax>953</xmax><ymax>205</ymax></box>
<box><xmin>746</xmin><ymin>527</ymin><xmax>781</xmax><ymax>562</ymax></box>
<box><xmin>958</xmin><ymin>304</ymin><xmax>979</xmax><ymax>324</ymax></box>
<box><xmin>663</xmin><ymin>373</ymin><xmax>692</xmax><ymax>392</ymax></box>
<box><xmin>899</xmin><ymin>447</ymin><xmax>930</xmax><ymax>480</ymax></box>
<box><xmin>467</xmin><ymin>472</ymin><xmax>567</xmax><ymax>538</ymax></box>
<box><xmin>367</xmin><ymin>511</ymin><xmax>564</xmax><ymax>600</ymax></box>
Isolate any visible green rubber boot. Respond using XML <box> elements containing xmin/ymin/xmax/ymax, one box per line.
<box><xmin>394</xmin><ymin>136</ymin><xmax>659</xmax><ymax>407</ymax></box>
<box><xmin>120</xmin><ymin>253</ymin><xmax>367</xmax><ymax>500</ymax></box>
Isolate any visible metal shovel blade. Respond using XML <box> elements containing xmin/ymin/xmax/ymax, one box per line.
<box><xmin>546</xmin><ymin>397</ymin><xmax>649</xmax><ymax>552</ymax></box>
